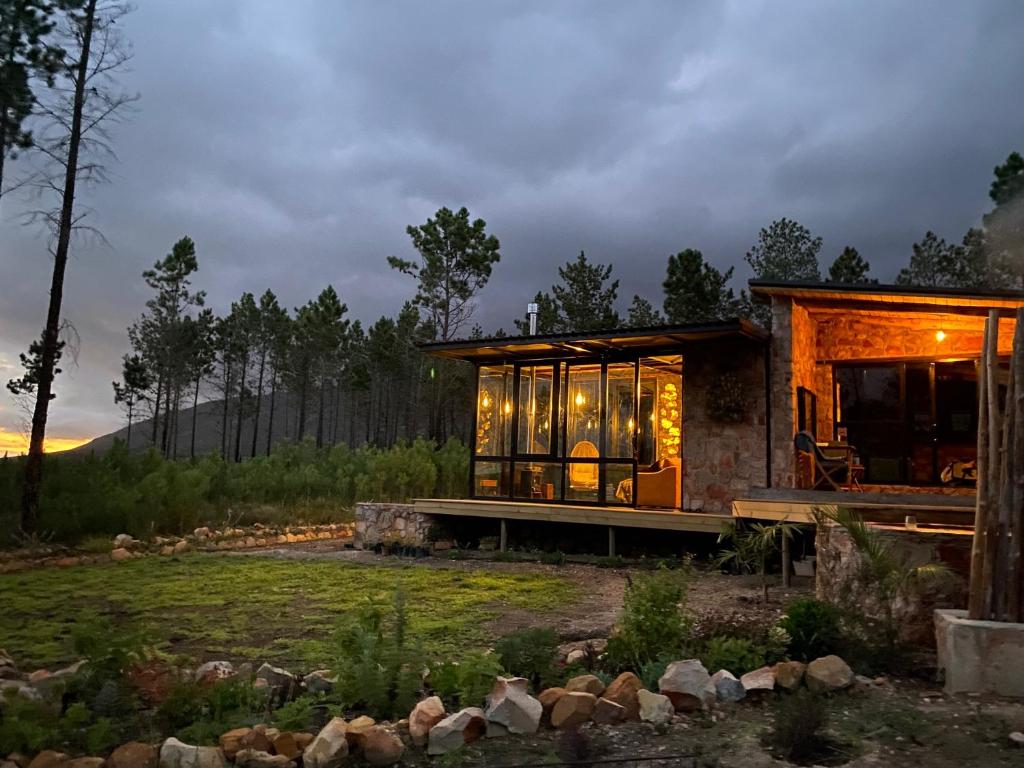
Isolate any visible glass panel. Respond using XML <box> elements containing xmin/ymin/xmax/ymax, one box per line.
<box><xmin>605</xmin><ymin>363</ymin><xmax>636</xmax><ymax>459</ymax></box>
<box><xmin>512</xmin><ymin>461</ymin><xmax>562</xmax><ymax>500</ymax></box>
<box><xmin>605</xmin><ymin>463</ymin><xmax>634</xmax><ymax>505</ymax></box>
<box><xmin>906</xmin><ymin>365</ymin><xmax>933</xmax><ymax>483</ymax></box>
<box><xmin>476</xmin><ymin>365</ymin><xmax>514</xmax><ymax>456</ymax></box>
<box><xmin>517</xmin><ymin>365</ymin><xmax>555</xmax><ymax>455</ymax></box>
<box><xmin>835</xmin><ymin>365</ymin><xmax>905</xmax><ymax>483</ymax></box>
<box><xmin>935</xmin><ymin>361</ymin><xmax>979</xmax><ymax>484</ymax></box>
<box><xmin>566</xmin><ymin>364</ymin><xmax>601</xmax><ymax>460</ymax></box>
<box><xmin>638</xmin><ymin>356</ymin><xmax>683</xmax><ymax>467</ymax></box>
<box><xmin>565</xmin><ymin>462</ymin><xmax>599</xmax><ymax>502</ymax></box>
<box><xmin>474</xmin><ymin>461</ymin><xmax>510</xmax><ymax>497</ymax></box>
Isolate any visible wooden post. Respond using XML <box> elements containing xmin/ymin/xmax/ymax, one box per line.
<box><xmin>981</xmin><ymin>309</ymin><xmax>1002</xmax><ymax>617</ymax></box>
<box><xmin>969</xmin><ymin>317</ymin><xmax>992</xmax><ymax>619</ymax></box>
<box><xmin>499</xmin><ymin>519</ymin><xmax>508</xmax><ymax>553</ymax></box>
<box><xmin>608</xmin><ymin>526</ymin><xmax>616</xmax><ymax>558</ymax></box>
<box><xmin>1009</xmin><ymin>308</ymin><xmax>1024</xmax><ymax>621</ymax></box>
<box><xmin>781</xmin><ymin>532</ymin><xmax>792</xmax><ymax>588</ymax></box>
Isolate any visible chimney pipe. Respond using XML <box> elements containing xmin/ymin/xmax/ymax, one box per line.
<box><xmin>527</xmin><ymin>302</ymin><xmax>538</xmax><ymax>335</ymax></box>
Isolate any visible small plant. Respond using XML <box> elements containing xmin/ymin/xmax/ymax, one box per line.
<box><xmin>272</xmin><ymin>695</ymin><xmax>319</xmax><ymax>732</ymax></box>
<box><xmin>780</xmin><ymin>599</ymin><xmax>842</xmax><ymax>662</ymax></box>
<box><xmin>539</xmin><ymin>550</ymin><xmax>567</xmax><ymax>566</ymax></box>
<box><xmin>427</xmin><ymin>652</ymin><xmax>505</xmax><ymax>710</ymax></box>
<box><xmin>78</xmin><ymin>535</ymin><xmax>114</xmax><ymax>554</ymax></box>
<box><xmin>717</xmin><ymin>520</ymin><xmax>800</xmax><ymax>602</ymax></box>
<box><xmin>494</xmin><ymin>627</ymin><xmax>559</xmax><ymax>690</ymax></box>
<box><xmin>595</xmin><ymin>555</ymin><xmax>627</xmax><ymax>569</ymax></box>
<box><xmin>700</xmin><ymin>636</ymin><xmax>765</xmax><ymax>676</ymax></box>
<box><xmin>768</xmin><ymin>688</ymin><xmax>834</xmax><ymax>765</ymax></box>
<box><xmin>602</xmin><ymin>567</ymin><xmax>691</xmax><ymax>673</ymax></box>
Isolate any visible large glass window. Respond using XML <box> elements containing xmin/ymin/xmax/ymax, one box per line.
<box><xmin>476</xmin><ymin>365</ymin><xmax>513</xmax><ymax>456</ymax></box>
<box><xmin>639</xmin><ymin>356</ymin><xmax>682</xmax><ymax>466</ymax></box>
<box><xmin>605</xmin><ymin>363</ymin><xmax>636</xmax><ymax>459</ymax></box>
<box><xmin>517</xmin><ymin>365</ymin><xmax>555</xmax><ymax>455</ymax></box>
<box><xmin>565</xmin><ymin>365</ymin><xmax>601</xmax><ymax>459</ymax></box>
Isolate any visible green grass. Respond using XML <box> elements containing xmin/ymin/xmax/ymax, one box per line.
<box><xmin>0</xmin><ymin>554</ymin><xmax>573</xmax><ymax>671</ymax></box>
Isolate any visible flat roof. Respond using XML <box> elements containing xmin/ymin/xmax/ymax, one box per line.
<box><xmin>419</xmin><ymin>318</ymin><xmax>769</xmax><ymax>361</ymax></box>
<box><xmin>749</xmin><ymin>280</ymin><xmax>1024</xmax><ymax>311</ymax></box>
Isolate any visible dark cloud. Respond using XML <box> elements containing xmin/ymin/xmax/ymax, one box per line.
<box><xmin>1</xmin><ymin>0</ymin><xmax>1022</xmax><ymax>440</ymax></box>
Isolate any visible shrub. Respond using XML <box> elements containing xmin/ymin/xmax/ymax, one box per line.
<box><xmin>700</xmin><ymin>636</ymin><xmax>765</xmax><ymax>676</ymax></box>
<box><xmin>427</xmin><ymin>652</ymin><xmax>505</xmax><ymax>710</ymax></box>
<box><xmin>272</xmin><ymin>695</ymin><xmax>320</xmax><ymax>732</ymax></box>
<box><xmin>602</xmin><ymin>568</ymin><xmax>691</xmax><ymax>673</ymax></box>
<box><xmin>767</xmin><ymin>688</ymin><xmax>834</xmax><ymax>765</ymax></box>
<box><xmin>494</xmin><ymin>627</ymin><xmax>559</xmax><ymax>690</ymax></box>
<box><xmin>780</xmin><ymin>599</ymin><xmax>842</xmax><ymax>662</ymax></box>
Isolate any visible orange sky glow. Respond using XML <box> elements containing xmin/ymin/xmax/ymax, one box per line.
<box><xmin>0</xmin><ymin>427</ymin><xmax>91</xmax><ymax>456</ymax></box>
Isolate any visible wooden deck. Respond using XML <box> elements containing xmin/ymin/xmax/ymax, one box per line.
<box><xmin>413</xmin><ymin>498</ymin><xmax>732</xmax><ymax>533</ymax></box>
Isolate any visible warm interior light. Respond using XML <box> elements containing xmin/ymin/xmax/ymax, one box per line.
<box><xmin>574</xmin><ymin>391</ymin><xmax>585</xmax><ymax>407</ymax></box>
<box><xmin>627</xmin><ymin>417</ymin><xmax>635</xmax><ymax>432</ymax></box>
<box><xmin>503</xmin><ymin>400</ymin><xmax>512</xmax><ymax>416</ymax></box>
<box><xmin>935</xmin><ymin>330</ymin><xmax>946</xmax><ymax>342</ymax></box>
<box><xmin>481</xmin><ymin>393</ymin><xmax>490</xmax><ymax>408</ymax></box>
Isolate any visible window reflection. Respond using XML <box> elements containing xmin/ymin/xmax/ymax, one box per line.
<box><xmin>517</xmin><ymin>365</ymin><xmax>554</xmax><ymax>455</ymax></box>
<box><xmin>476</xmin><ymin>365</ymin><xmax>514</xmax><ymax>456</ymax></box>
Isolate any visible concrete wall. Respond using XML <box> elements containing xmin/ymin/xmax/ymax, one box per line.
<box><xmin>681</xmin><ymin>339</ymin><xmax>768</xmax><ymax>513</ymax></box>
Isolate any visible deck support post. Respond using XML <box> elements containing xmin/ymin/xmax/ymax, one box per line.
<box><xmin>499</xmin><ymin>519</ymin><xmax>508</xmax><ymax>553</ymax></box>
<box><xmin>781</xmin><ymin>531</ymin><xmax>791</xmax><ymax>588</ymax></box>
<box><xmin>608</xmin><ymin>526</ymin><xmax>616</xmax><ymax>558</ymax></box>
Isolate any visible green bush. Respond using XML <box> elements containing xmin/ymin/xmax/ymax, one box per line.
<box><xmin>494</xmin><ymin>628</ymin><xmax>560</xmax><ymax>690</ymax></box>
<box><xmin>768</xmin><ymin>688</ymin><xmax>834</xmax><ymax>764</ymax></box>
<box><xmin>427</xmin><ymin>652</ymin><xmax>505</xmax><ymax>710</ymax></box>
<box><xmin>780</xmin><ymin>599</ymin><xmax>843</xmax><ymax>662</ymax></box>
<box><xmin>602</xmin><ymin>567</ymin><xmax>691</xmax><ymax>673</ymax></box>
<box><xmin>700</xmin><ymin>636</ymin><xmax>766</xmax><ymax>676</ymax></box>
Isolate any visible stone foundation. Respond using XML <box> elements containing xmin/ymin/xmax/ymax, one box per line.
<box><xmin>816</xmin><ymin>523</ymin><xmax>969</xmax><ymax>645</ymax></box>
<box><xmin>354</xmin><ymin>502</ymin><xmax>434</xmax><ymax>549</ymax></box>
<box><xmin>935</xmin><ymin>609</ymin><xmax>1024</xmax><ymax>696</ymax></box>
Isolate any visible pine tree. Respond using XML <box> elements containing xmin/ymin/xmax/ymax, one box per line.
<box><xmin>983</xmin><ymin>151</ymin><xmax>1024</xmax><ymax>289</ymax></box>
<box><xmin>745</xmin><ymin>218</ymin><xmax>823</xmax><ymax>281</ymax></box>
<box><xmin>626</xmin><ymin>295</ymin><xmax>663</xmax><ymax>327</ymax></box>
<box><xmin>662</xmin><ymin>249</ymin><xmax>739</xmax><ymax>323</ymax></box>
<box><xmin>827</xmin><ymin>246</ymin><xmax>873</xmax><ymax>284</ymax></box>
<box><xmin>896</xmin><ymin>231</ymin><xmax>987</xmax><ymax>289</ymax></box>
<box><xmin>250</xmin><ymin>290</ymin><xmax>288</xmax><ymax>457</ymax></box>
<box><xmin>112</xmin><ymin>353</ymin><xmax>150</xmax><ymax>451</ymax></box>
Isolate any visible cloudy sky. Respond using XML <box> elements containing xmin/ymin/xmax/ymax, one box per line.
<box><xmin>1</xmin><ymin>0</ymin><xmax>1022</xmax><ymax>448</ymax></box>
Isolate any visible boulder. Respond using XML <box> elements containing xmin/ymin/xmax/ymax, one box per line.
<box><xmin>658</xmin><ymin>659</ymin><xmax>710</xmax><ymax>711</ymax></box>
<box><xmin>360</xmin><ymin>727</ymin><xmax>404</xmax><ymax>766</ymax></box>
<box><xmin>564</xmin><ymin>674</ymin><xmax>605</xmax><ymax>697</ymax></box>
<box><xmin>108</xmin><ymin>742</ymin><xmax>158</xmax><ymax>768</ymax></box>
<box><xmin>345</xmin><ymin>716</ymin><xmax>376</xmax><ymax>750</ymax></box>
<box><xmin>193</xmin><ymin>527</ymin><xmax>211</xmax><ymax>539</ymax></box>
<box><xmin>537</xmin><ymin>687</ymin><xmax>566</xmax><ymax>720</ymax></box>
<box><xmin>233</xmin><ymin>751</ymin><xmax>291</xmax><ymax>768</ymax></box>
<box><xmin>427</xmin><ymin>707</ymin><xmax>487</xmax><ymax>756</ymax></box>
<box><xmin>550</xmin><ymin>691</ymin><xmax>597</xmax><ymax>729</ymax></box>
<box><xmin>603</xmin><ymin>672</ymin><xmax>643</xmax><ymax>720</ymax></box>
<box><xmin>1009</xmin><ymin>731</ymin><xmax>1024</xmax><ymax>748</ymax></box>
<box><xmin>592</xmin><ymin>697</ymin><xmax>626</xmax><ymax>725</ymax></box>
<box><xmin>740</xmin><ymin>666</ymin><xmax>776</xmax><ymax>693</ymax></box>
<box><xmin>113</xmin><ymin>533</ymin><xmax>136</xmax><ymax>548</ymax></box>
<box><xmin>485</xmin><ymin>677</ymin><xmax>542</xmax><ymax>734</ymax></box>
<box><xmin>773</xmin><ymin>661</ymin><xmax>806</xmax><ymax>691</ymax></box>
<box><xmin>110</xmin><ymin>548</ymin><xmax>132</xmax><ymax>562</ymax></box>
<box><xmin>256</xmin><ymin>663</ymin><xmax>295</xmax><ymax>691</ymax></box>
<box><xmin>637</xmin><ymin>689</ymin><xmax>674</xmax><ymax>725</ymax></box>
<box><xmin>565</xmin><ymin>649</ymin><xmax>586</xmax><ymax>665</ymax></box>
<box><xmin>293</xmin><ymin>733</ymin><xmax>315</xmax><ymax>751</ymax></box>
<box><xmin>485</xmin><ymin>721</ymin><xmax>509</xmax><ymax>738</ymax></box>
<box><xmin>303</xmin><ymin>669</ymin><xmax>336</xmax><ymax>695</ymax></box>
<box><xmin>302</xmin><ymin>718</ymin><xmax>348</xmax><ymax>768</ymax></box>
<box><xmin>806</xmin><ymin>655</ymin><xmax>854</xmax><ymax>693</ymax></box>
<box><xmin>67</xmin><ymin>759</ymin><xmax>104</xmax><ymax>768</ymax></box>
<box><xmin>27</xmin><ymin>754</ymin><xmax>68</xmax><ymax>768</ymax></box>
<box><xmin>409</xmin><ymin>695</ymin><xmax>446</xmax><ymax>746</ymax></box>
<box><xmin>218</xmin><ymin>728</ymin><xmax>252</xmax><ymax>761</ymax></box>
<box><xmin>271</xmin><ymin>733</ymin><xmax>301</xmax><ymax>761</ymax></box>
<box><xmin>195</xmin><ymin>661</ymin><xmax>234</xmax><ymax>686</ymax></box>
<box><xmin>7</xmin><ymin>755</ymin><xmax>30</xmax><ymax>768</ymax></box>
<box><xmin>158</xmin><ymin>738</ymin><xmax>226</xmax><ymax>768</ymax></box>
<box><xmin>172</xmin><ymin>541</ymin><xmax>189</xmax><ymax>555</ymax></box>
<box><xmin>705</xmin><ymin>670</ymin><xmax>745</xmax><ymax>703</ymax></box>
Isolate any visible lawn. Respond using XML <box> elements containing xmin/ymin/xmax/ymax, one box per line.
<box><xmin>0</xmin><ymin>553</ymin><xmax>575</xmax><ymax>671</ymax></box>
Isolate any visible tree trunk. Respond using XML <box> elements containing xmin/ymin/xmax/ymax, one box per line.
<box><xmin>250</xmin><ymin>350</ymin><xmax>266</xmax><ymax>458</ymax></box>
<box><xmin>265</xmin><ymin>373</ymin><xmax>276</xmax><ymax>456</ymax></box>
<box><xmin>297</xmin><ymin>366</ymin><xmax>309</xmax><ymax>441</ymax></box>
<box><xmin>220</xmin><ymin>362</ymin><xmax>232</xmax><ymax>460</ymax></box>
<box><xmin>234</xmin><ymin>353</ymin><xmax>249</xmax><ymax>462</ymax></box>
<box><xmin>190</xmin><ymin>374</ymin><xmax>201</xmax><ymax>459</ymax></box>
<box><xmin>20</xmin><ymin>0</ymin><xmax>98</xmax><ymax>533</ymax></box>
<box><xmin>151</xmin><ymin>373</ymin><xmax>163</xmax><ymax>448</ymax></box>
<box><xmin>126</xmin><ymin>404</ymin><xmax>133</xmax><ymax>451</ymax></box>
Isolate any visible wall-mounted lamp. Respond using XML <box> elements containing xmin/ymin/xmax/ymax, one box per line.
<box><xmin>574</xmin><ymin>391</ymin><xmax>585</xmax><ymax>407</ymax></box>
<box><xmin>935</xmin><ymin>330</ymin><xmax>946</xmax><ymax>342</ymax></box>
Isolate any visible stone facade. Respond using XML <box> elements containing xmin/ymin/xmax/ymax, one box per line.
<box><xmin>354</xmin><ymin>502</ymin><xmax>434</xmax><ymax>549</ymax></box>
<box><xmin>816</xmin><ymin>522</ymin><xmax>969</xmax><ymax>645</ymax></box>
<box><xmin>681</xmin><ymin>339</ymin><xmax>768</xmax><ymax>513</ymax></box>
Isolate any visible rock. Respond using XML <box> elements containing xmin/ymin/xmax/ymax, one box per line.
<box><xmin>302</xmin><ymin>718</ymin><xmax>348</xmax><ymax>768</ymax></box>
<box><xmin>427</xmin><ymin>707</ymin><xmax>487</xmax><ymax>756</ymax></box>
<box><xmin>158</xmin><ymin>738</ymin><xmax>225</xmax><ymax>768</ymax></box>
<box><xmin>592</xmin><ymin>697</ymin><xmax>626</xmax><ymax>725</ymax></box>
<box><xmin>409</xmin><ymin>695</ymin><xmax>446</xmax><ymax>746</ymax></box>
<box><xmin>806</xmin><ymin>655</ymin><xmax>855</xmax><ymax>693</ymax></box>
<box><xmin>345</xmin><ymin>716</ymin><xmax>376</xmax><ymax>750</ymax></box>
<box><xmin>360</xmin><ymin>727</ymin><xmax>404</xmax><ymax>766</ymax></box>
<box><xmin>271</xmin><ymin>733</ymin><xmax>300</xmax><ymax>761</ymax></box>
<box><xmin>218</xmin><ymin>728</ymin><xmax>252</xmax><ymax>761</ymax></box>
<box><xmin>234</xmin><ymin>751</ymin><xmax>291</xmax><ymax>768</ymax></box>
<box><xmin>485</xmin><ymin>721</ymin><xmax>509</xmax><ymax>738</ymax></box>
<box><xmin>159</xmin><ymin>546</ymin><xmax>175</xmax><ymax>556</ymax></box>
<box><xmin>303</xmin><ymin>669</ymin><xmax>336</xmax><ymax>694</ymax></box>
<box><xmin>740</xmin><ymin>666</ymin><xmax>776</xmax><ymax>693</ymax></box>
<box><xmin>564</xmin><ymin>674</ymin><xmax>605</xmax><ymax>697</ymax></box>
<box><xmin>195</xmin><ymin>661</ymin><xmax>234</xmax><ymax>686</ymax></box>
<box><xmin>110</xmin><ymin>547</ymin><xmax>133</xmax><ymax>561</ymax></box>
<box><xmin>241</xmin><ymin>728</ymin><xmax>272</xmax><ymax>754</ymax></box>
<box><xmin>1009</xmin><ymin>731</ymin><xmax>1024</xmax><ymax>748</ymax></box>
<box><xmin>172</xmin><ymin>541</ymin><xmax>189</xmax><ymax>555</ymax></box>
<box><xmin>658</xmin><ymin>659</ymin><xmax>710</xmax><ymax>711</ymax></box>
<box><xmin>256</xmin><ymin>663</ymin><xmax>295</xmax><ymax>691</ymax></box>
<box><xmin>706</xmin><ymin>670</ymin><xmax>745</xmax><ymax>703</ymax></box>
<box><xmin>565</xmin><ymin>649</ymin><xmax>586</xmax><ymax>665</ymax></box>
<box><xmin>637</xmin><ymin>689</ymin><xmax>674</xmax><ymax>725</ymax></box>
<box><xmin>193</xmin><ymin>527</ymin><xmax>211</xmax><ymax>539</ymax></box>
<box><xmin>108</xmin><ymin>742</ymin><xmax>158</xmax><ymax>768</ymax></box>
<box><xmin>485</xmin><ymin>677</ymin><xmax>542</xmax><ymax>734</ymax></box>
<box><xmin>67</xmin><ymin>759</ymin><xmax>104</xmax><ymax>768</ymax></box>
<box><xmin>293</xmin><ymin>733</ymin><xmax>314</xmax><ymax>750</ymax></box>
<box><xmin>7</xmin><ymin>755</ymin><xmax>29</xmax><ymax>768</ymax></box>
<box><xmin>27</xmin><ymin>753</ymin><xmax>68</xmax><ymax>768</ymax></box>
<box><xmin>551</xmin><ymin>691</ymin><xmax>597</xmax><ymax>729</ymax></box>
<box><xmin>114</xmin><ymin>533</ymin><xmax>135</xmax><ymax>548</ymax></box>
<box><xmin>537</xmin><ymin>687</ymin><xmax>567</xmax><ymax>719</ymax></box>
<box><xmin>2</xmin><ymin>760</ymin><xmax>19</xmax><ymax>768</ymax></box>
<box><xmin>773</xmin><ymin>661</ymin><xmax>806</xmax><ymax>691</ymax></box>
<box><xmin>603</xmin><ymin>672</ymin><xmax>643</xmax><ymax>720</ymax></box>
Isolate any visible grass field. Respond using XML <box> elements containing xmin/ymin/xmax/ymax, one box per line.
<box><xmin>0</xmin><ymin>553</ymin><xmax>574</xmax><ymax>670</ymax></box>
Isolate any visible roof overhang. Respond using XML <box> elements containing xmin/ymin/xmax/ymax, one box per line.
<box><xmin>419</xmin><ymin>319</ymin><xmax>769</xmax><ymax>362</ymax></box>
<box><xmin>749</xmin><ymin>280</ymin><xmax>1024</xmax><ymax>314</ymax></box>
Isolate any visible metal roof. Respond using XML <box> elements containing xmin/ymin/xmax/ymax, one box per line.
<box><xmin>749</xmin><ymin>280</ymin><xmax>1024</xmax><ymax>310</ymax></box>
<box><xmin>419</xmin><ymin>318</ymin><xmax>769</xmax><ymax>361</ymax></box>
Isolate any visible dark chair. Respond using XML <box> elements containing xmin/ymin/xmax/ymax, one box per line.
<box><xmin>794</xmin><ymin>431</ymin><xmax>859</xmax><ymax>491</ymax></box>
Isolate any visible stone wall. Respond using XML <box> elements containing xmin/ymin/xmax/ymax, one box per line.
<box><xmin>816</xmin><ymin>522</ymin><xmax>970</xmax><ymax>645</ymax></box>
<box><xmin>769</xmin><ymin>298</ymin><xmax>799</xmax><ymax>487</ymax></box>
<box><xmin>681</xmin><ymin>339</ymin><xmax>768</xmax><ymax>513</ymax></box>
<box><xmin>354</xmin><ymin>502</ymin><xmax>434</xmax><ymax>549</ymax></box>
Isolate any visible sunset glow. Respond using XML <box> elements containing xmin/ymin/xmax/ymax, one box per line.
<box><xmin>0</xmin><ymin>428</ymin><xmax>91</xmax><ymax>456</ymax></box>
